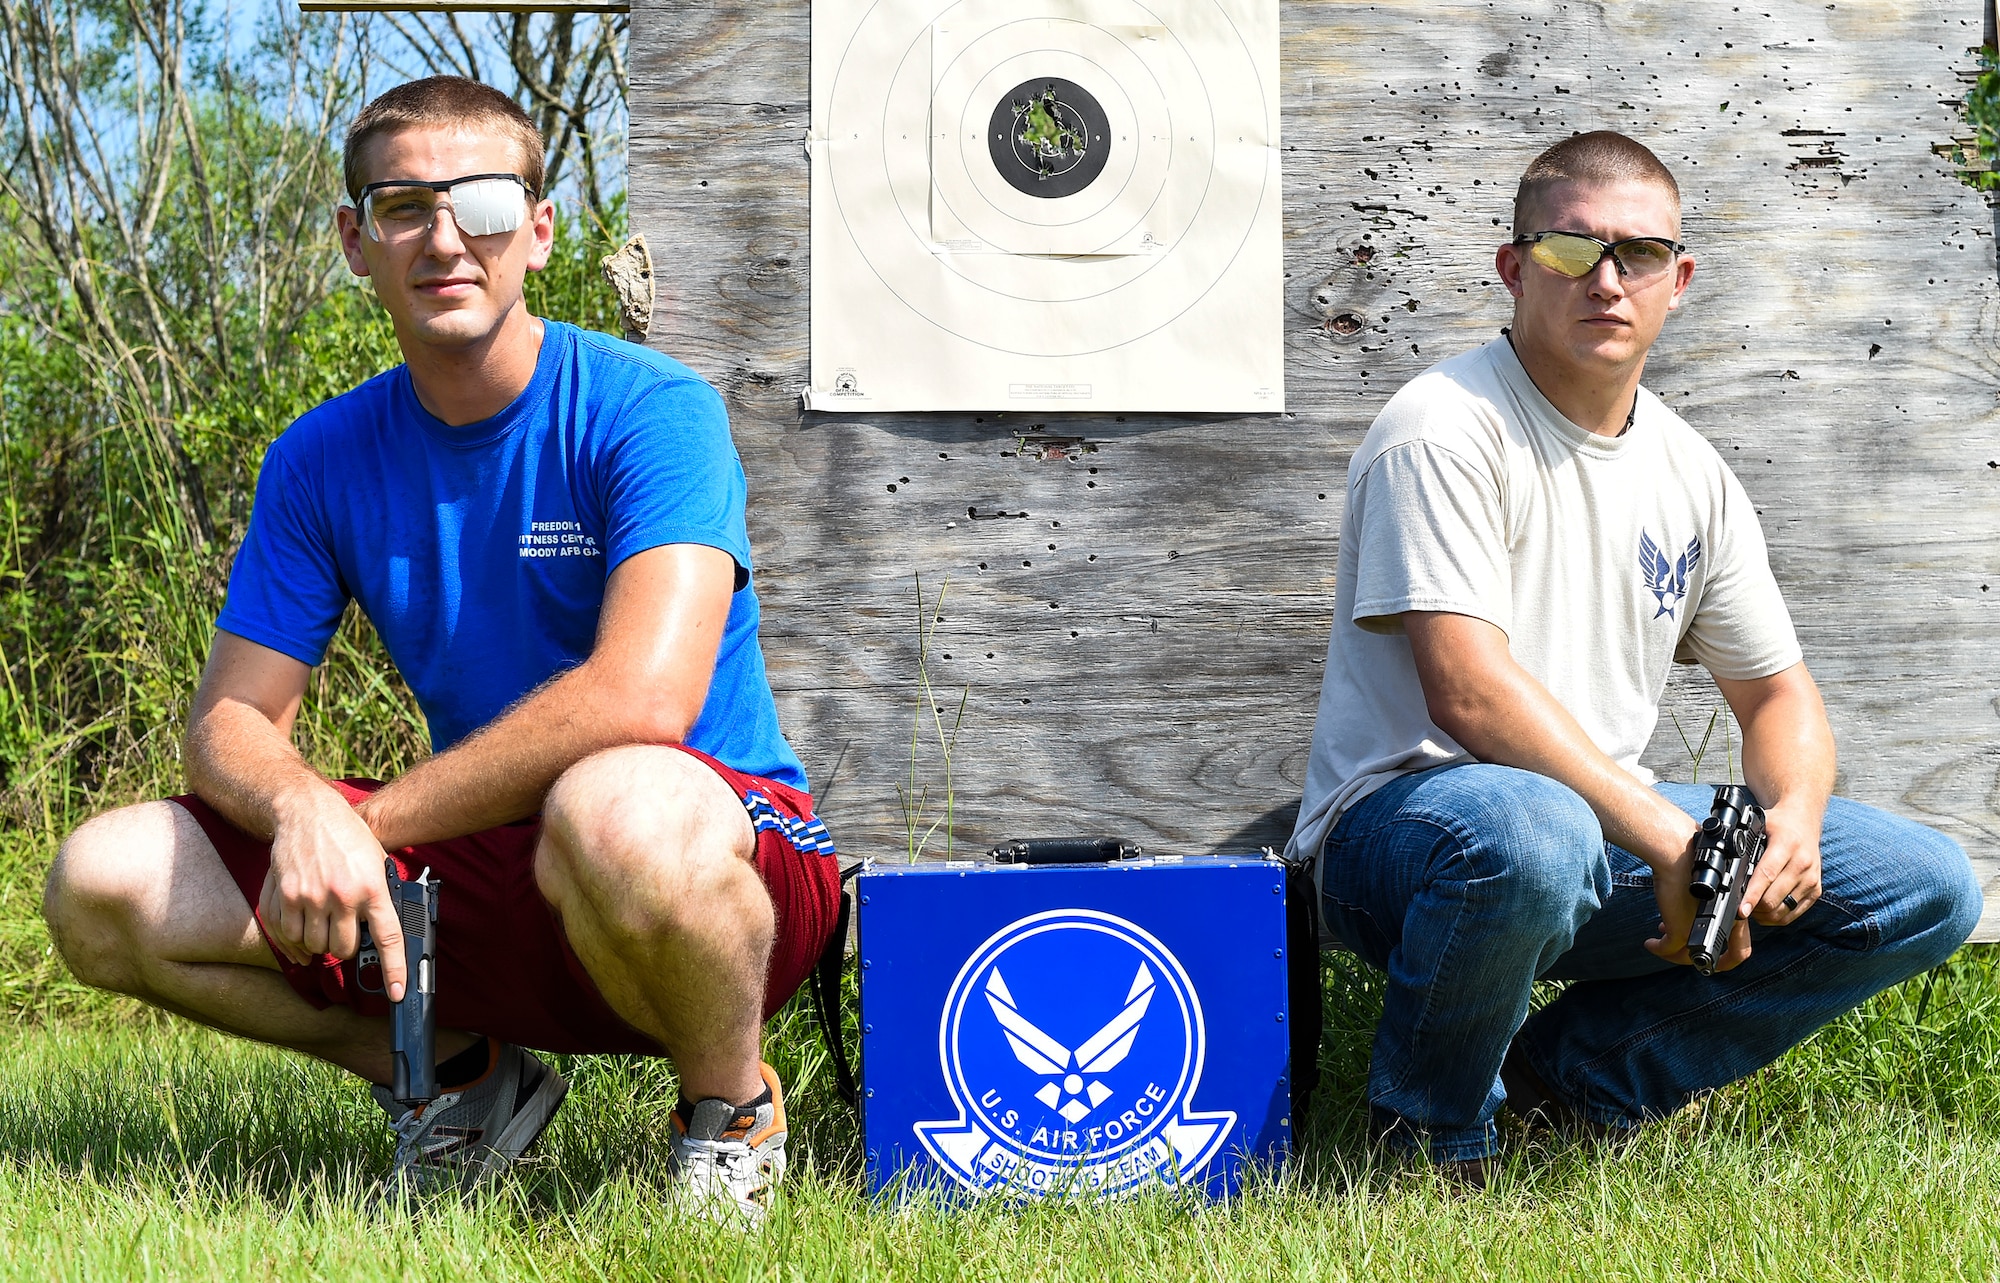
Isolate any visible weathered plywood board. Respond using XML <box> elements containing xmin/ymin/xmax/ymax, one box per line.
<box><xmin>629</xmin><ymin>0</ymin><xmax>2000</xmax><ymax>937</ymax></box>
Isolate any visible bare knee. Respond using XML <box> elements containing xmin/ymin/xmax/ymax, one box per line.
<box><xmin>535</xmin><ymin>746</ymin><xmax>758</xmax><ymax>936</ymax></box>
<box><xmin>45</xmin><ymin>802</ymin><xmax>184</xmax><ymax>992</ymax></box>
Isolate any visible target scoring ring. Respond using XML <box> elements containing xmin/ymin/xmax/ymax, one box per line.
<box><xmin>988</xmin><ymin>77</ymin><xmax>1112</xmax><ymax>198</ymax></box>
<box><xmin>817</xmin><ymin>0</ymin><xmax>1276</xmax><ymax>360</ymax></box>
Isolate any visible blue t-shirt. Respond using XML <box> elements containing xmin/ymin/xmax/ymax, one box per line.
<box><xmin>216</xmin><ymin>320</ymin><xmax>808</xmax><ymax>790</ymax></box>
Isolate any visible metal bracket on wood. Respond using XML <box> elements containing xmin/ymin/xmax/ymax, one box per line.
<box><xmin>297</xmin><ymin>1</ymin><xmax>628</xmax><ymax>13</ymax></box>
<box><xmin>600</xmin><ymin>234</ymin><xmax>655</xmax><ymax>343</ymax></box>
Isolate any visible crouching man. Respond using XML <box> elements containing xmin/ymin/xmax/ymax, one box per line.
<box><xmin>42</xmin><ymin>77</ymin><xmax>837</xmax><ymax>1222</ymax></box>
<box><xmin>1286</xmin><ymin>131</ymin><xmax>1980</xmax><ymax>1179</ymax></box>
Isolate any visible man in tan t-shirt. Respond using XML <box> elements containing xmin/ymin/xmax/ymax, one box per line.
<box><xmin>1286</xmin><ymin>131</ymin><xmax>1979</xmax><ymax>1180</ymax></box>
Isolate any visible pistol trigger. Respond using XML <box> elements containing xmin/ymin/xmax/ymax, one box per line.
<box><xmin>355</xmin><ymin>921</ymin><xmax>384</xmax><ymax>994</ymax></box>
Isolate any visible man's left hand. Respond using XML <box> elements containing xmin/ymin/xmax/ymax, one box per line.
<box><xmin>1740</xmin><ymin>802</ymin><xmax>1822</xmax><ymax>926</ymax></box>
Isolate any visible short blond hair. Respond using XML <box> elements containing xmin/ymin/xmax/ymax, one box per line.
<box><xmin>1513</xmin><ymin>131</ymin><xmax>1679</xmax><ymax>235</ymax></box>
<box><xmin>343</xmin><ymin>76</ymin><xmax>545</xmax><ymax>201</ymax></box>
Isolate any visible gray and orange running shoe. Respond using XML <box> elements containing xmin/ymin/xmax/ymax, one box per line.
<box><xmin>668</xmin><ymin>1061</ymin><xmax>789</xmax><ymax>1226</ymax></box>
<box><xmin>373</xmin><ymin>1038</ymin><xmax>570</xmax><ymax>1196</ymax></box>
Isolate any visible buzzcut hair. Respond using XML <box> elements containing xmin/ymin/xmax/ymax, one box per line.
<box><xmin>1513</xmin><ymin>131</ymin><xmax>1680</xmax><ymax>235</ymax></box>
<box><xmin>343</xmin><ymin>76</ymin><xmax>545</xmax><ymax>202</ymax></box>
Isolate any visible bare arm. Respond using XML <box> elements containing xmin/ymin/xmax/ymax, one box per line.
<box><xmin>186</xmin><ymin>632</ymin><xmax>319</xmax><ymax>837</ymax></box>
<box><xmin>185</xmin><ymin>632</ymin><xmax>411</xmax><ymax>995</ymax></box>
<box><xmin>352</xmin><ymin>541</ymin><xmax>736</xmax><ymax>849</ymax></box>
<box><xmin>1402</xmin><ymin>610</ymin><xmax>1735</xmax><ymax>968</ymax></box>
<box><xmin>1404</xmin><ymin>611</ymin><xmax>1699</xmax><ymax>867</ymax></box>
<box><xmin>1714</xmin><ymin>662</ymin><xmax>1834</xmax><ymax>925</ymax></box>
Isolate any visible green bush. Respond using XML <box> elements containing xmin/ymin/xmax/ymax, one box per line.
<box><xmin>1956</xmin><ymin>49</ymin><xmax>2000</xmax><ymax>190</ymax></box>
<box><xmin>0</xmin><ymin>204</ymin><xmax>628</xmax><ymax>829</ymax></box>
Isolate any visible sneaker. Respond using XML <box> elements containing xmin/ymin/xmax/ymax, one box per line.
<box><xmin>373</xmin><ymin>1039</ymin><xmax>570</xmax><ymax>1196</ymax></box>
<box><xmin>668</xmin><ymin>1061</ymin><xmax>788</xmax><ymax>1225</ymax></box>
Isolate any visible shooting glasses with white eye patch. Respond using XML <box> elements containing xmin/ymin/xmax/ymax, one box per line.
<box><xmin>1513</xmin><ymin>230</ymin><xmax>1685</xmax><ymax>280</ymax></box>
<box><xmin>348</xmin><ymin>173</ymin><xmax>533</xmax><ymax>244</ymax></box>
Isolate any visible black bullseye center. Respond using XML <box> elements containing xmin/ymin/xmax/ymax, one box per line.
<box><xmin>988</xmin><ymin>77</ymin><xmax>1111</xmax><ymax>199</ymax></box>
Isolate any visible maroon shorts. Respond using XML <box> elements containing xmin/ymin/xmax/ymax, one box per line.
<box><xmin>171</xmin><ymin>745</ymin><xmax>841</xmax><ymax>1055</ymax></box>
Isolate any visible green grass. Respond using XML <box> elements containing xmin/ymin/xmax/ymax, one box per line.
<box><xmin>4</xmin><ymin>991</ymin><xmax>1998</xmax><ymax>1281</ymax></box>
<box><xmin>0</xmin><ymin>814</ymin><xmax>1995</xmax><ymax>1280</ymax></box>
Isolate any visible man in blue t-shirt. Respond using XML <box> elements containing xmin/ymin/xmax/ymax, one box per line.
<box><xmin>41</xmin><ymin>77</ymin><xmax>834</xmax><ymax>1223</ymax></box>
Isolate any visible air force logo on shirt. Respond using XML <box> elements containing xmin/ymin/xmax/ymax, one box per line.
<box><xmin>1639</xmin><ymin>529</ymin><xmax>1703</xmax><ymax>620</ymax></box>
<box><xmin>913</xmin><ymin>909</ymin><xmax>1236</xmax><ymax>1197</ymax></box>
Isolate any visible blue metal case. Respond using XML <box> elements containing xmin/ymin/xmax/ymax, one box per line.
<box><xmin>856</xmin><ymin>856</ymin><xmax>1291</xmax><ymax>1200</ymax></box>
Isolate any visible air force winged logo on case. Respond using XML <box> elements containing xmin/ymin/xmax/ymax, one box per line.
<box><xmin>913</xmin><ymin>909</ymin><xmax>1236</xmax><ymax>1197</ymax></box>
<box><xmin>1639</xmin><ymin>529</ymin><xmax>1703</xmax><ymax>620</ymax></box>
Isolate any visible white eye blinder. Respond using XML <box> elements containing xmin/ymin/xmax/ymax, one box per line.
<box><xmin>446</xmin><ymin>178</ymin><xmax>528</xmax><ymax>237</ymax></box>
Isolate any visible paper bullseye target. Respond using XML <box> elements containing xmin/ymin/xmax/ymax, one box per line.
<box><xmin>809</xmin><ymin>0</ymin><xmax>1282</xmax><ymax>413</ymax></box>
<box><xmin>988</xmin><ymin>78</ymin><xmax>1110</xmax><ymax>199</ymax></box>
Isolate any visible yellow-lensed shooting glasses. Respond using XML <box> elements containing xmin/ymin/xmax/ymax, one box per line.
<box><xmin>1514</xmin><ymin>230</ymin><xmax>1685</xmax><ymax>279</ymax></box>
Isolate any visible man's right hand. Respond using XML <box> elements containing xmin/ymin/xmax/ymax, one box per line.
<box><xmin>259</xmin><ymin>786</ymin><xmax>409</xmax><ymax>1000</ymax></box>
<box><xmin>1404</xmin><ymin>611</ymin><xmax>1753</xmax><ymax>969</ymax></box>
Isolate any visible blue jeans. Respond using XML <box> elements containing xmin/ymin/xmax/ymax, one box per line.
<box><xmin>1318</xmin><ymin>763</ymin><xmax>1983</xmax><ymax>1163</ymax></box>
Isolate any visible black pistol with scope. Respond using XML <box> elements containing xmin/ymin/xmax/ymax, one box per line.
<box><xmin>1686</xmin><ymin>784</ymin><xmax>1767</xmax><ymax>976</ymax></box>
<box><xmin>357</xmin><ymin>859</ymin><xmax>441</xmax><ymax>1106</ymax></box>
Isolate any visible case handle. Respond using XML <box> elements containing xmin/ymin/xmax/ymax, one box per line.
<box><xmin>988</xmin><ymin>836</ymin><xmax>1143</xmax><ymax>864</ymax></box>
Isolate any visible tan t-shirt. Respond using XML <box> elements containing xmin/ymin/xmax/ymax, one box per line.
<box><xmin>1286</xmin><ymin>337</ymin><xmax>1801</xmax><ymax>868</ymax></box>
